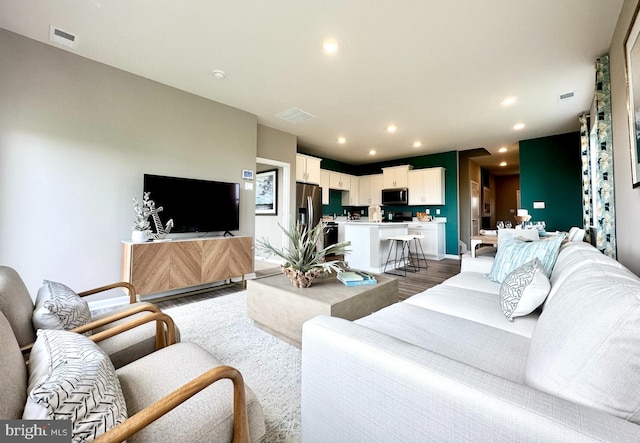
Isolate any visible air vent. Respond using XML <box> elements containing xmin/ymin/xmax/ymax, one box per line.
<box><xmin>557</xmin><ymin>92</ymin><xmax>575</xmax><ymax>103</ymax></box>
<box><xmin>275</xmin><ymin>107</ymin><xmax>315</xmax><ymax>124</ymax></box>
<box><xmin>49</xmin><ymin>25</ymin><xmax>77</xmax><ymax>49</ymax></box>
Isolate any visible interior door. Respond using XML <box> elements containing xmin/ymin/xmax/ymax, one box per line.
<box><xmin>470</xmin><ymin>180</ymin><xmax>480</xmax><ymax>236</ymax></box>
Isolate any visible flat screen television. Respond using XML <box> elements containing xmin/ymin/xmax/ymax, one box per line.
<box><xmin>143</xmin><ymin>174</ymin><xmax>240</xmax><ymax>234</ymax></box>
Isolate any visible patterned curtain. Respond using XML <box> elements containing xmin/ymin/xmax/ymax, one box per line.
<box><xmin>582</xmin><ymin>55</ymin><xmax>616</xmax><ymax>258</ymax></box>
<box><xmin>579</xmin><ymin>114</ymin><xmax>592</xmax><ymax>245</ymax></box>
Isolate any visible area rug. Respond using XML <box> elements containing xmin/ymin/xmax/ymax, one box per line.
<box><xmin>164</xmin><ymin>290</ymin><xmax>301</xmax><ymax>443</ymax></box>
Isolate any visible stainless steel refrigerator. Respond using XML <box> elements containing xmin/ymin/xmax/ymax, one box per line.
<box><xmin>296</xmin><ymin>183</ymin><xmax>322</xmax><ymax>229</ymax></box>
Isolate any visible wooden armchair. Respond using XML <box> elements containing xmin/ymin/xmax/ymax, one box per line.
<box><xmin>1</xmin><ymin>310</ymin><xmax>265</xmax><ymax>443</ymax></box>
<box><xmin>0</xmin><ymin>265</ymin><xmax>177</xmax><ymax>368</ymax></box>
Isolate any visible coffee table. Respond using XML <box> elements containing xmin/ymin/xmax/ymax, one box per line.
<box><xmin>246</xmin><ymin>273</ymin><xmax>398</xmax><ymax>348</ymax></box>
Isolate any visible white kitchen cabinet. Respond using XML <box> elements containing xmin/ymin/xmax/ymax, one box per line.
<box><xmin>408</xmin><ymin>167</ymin><xmax>445</xmax><ymax>205</ymax></box>
<box><xmin>408</xmin><ymin>222</ymin><xmax>446</xmax><ymax>260</ymax></box>
<box><xmin>382</xmin><ymin>165</ymin><xmax>412</xmax><ymax>189</ymax></box>
<box><xmin>296</xmin><ymin>154</ymin><xmax>321</xmax><ymax>184</ymax></box>
<box><xmin>341</xmin><ymin>175</ymin><xmax>359</xmax><ymax>205</ymax></box>
<box><xmin>358</xmin><ymin>174</ymin><xmax>383</xmax><ymax>206</ymax></box>
<box><xmin>320</xmin><ymin>170</ymin><xmax>330</xmax><ymax>204</ymax></box>
<box><xmin>329</xmin><ymin>171</ymin><xmax>351</xmax><ymax>191</ymax></box>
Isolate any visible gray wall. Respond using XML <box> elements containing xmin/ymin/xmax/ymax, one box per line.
<box><xmin>0</xmin><ymin>29</ymin><xmax>258</xmax><ymax>298</ymax></box>
<box><xmin>611</xmin><ymin>0</ymin><xmax>640</xmax><ymax>275</ymax></box>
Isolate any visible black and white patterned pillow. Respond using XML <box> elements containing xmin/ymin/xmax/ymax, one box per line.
<box><xmin>32</xmin><ymin>280</ymin><xmax>91</xmax><ymax>331</ymax></box>
<box><xmin>499</xmin><ymin>258</ymin><xmax>551</xmax><ymax>321</ymax></box>
<box><xmin>23</xmin><ymin>329</ymin><xmax>127</xmax><ymax>442</ymax></box>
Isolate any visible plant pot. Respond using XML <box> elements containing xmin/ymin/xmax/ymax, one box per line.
<box><xmin>282</xmin><ymin>266</ymin><xmax>324</xmax><ymax>288</ymax></box>
<box><xmin>131</xmin><ymin>230</ymin><xmax>147</xmax><ymax>243</ymax></box>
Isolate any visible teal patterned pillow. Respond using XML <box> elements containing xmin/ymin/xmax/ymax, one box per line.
<box><xmin>500</xmin><ymin>258</ymin><xmax>551</xmax><ymax>321</ymax></box>
<box><xmin>488</xmin><ymin>233</ymin><xmax>565</xmax><ymax>284</ymax></box>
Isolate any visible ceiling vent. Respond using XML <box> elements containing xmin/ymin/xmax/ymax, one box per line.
<box><xmin>557</xmin><ymin>91</ymin><xmax>575</xmax><ymax>104</ymax></box>
<box><xmin>49</xmin><ymin>25</ymin><xmax>77</xmax><ymax>49</ymax></box>
<box><xmin>276</xmin><ymin>107</ymin><xmax>315</xmax><ymax>124</ymax></box>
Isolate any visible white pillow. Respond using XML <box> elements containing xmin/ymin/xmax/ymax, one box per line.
<box><xmin>23</xmin><ymin>329</ymin><xmax>127</xmax><ymax>441</ymax></box>
<box><xmin>499</xmin><ymin>258</ymin><xmax>550</xmax><ymax>321</ymax></box>
<box><xmin>32</xmin><ymin>280</ymin><xmax>91</xmax><ymax>331</ymax></box>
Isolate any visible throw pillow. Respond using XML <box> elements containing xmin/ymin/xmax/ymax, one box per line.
<box><xmin>32</xmin><ymin>280</ymin><xmax>91</xmax><ymax>331</ymax></box>
<box><xmin>487</xmin><ymin>233</ymin><xmax>565</xmax><ymax>284</ymax></box>
<box><xmin>23</xmin><ymin>329</ymin><xmax>127</xmax><ymax>442</ymax></box>
<box><xmin>499</xmin><ymin>258</ymin><xmax>550</xmax><ymax>321</ymax></box>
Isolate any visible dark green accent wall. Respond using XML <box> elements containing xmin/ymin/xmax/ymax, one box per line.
<box><xmin>519</xmin><ymin>132</ymin><xmax>582</xmax><ymax>231</ymax></box>
<box><xmin>302</xmin><ymin>150</ymin><xmax>459</xmax><ymax>256</ymax></box>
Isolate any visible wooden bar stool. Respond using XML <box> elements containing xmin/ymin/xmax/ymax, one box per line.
<box><xmin>384</xmin><ymin>235</ymin><xmax>419</xmax><ymax>277</ymax></box>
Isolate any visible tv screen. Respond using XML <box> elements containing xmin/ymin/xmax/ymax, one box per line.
<box><xmin>143</xmin><ymin>174</ymin><xmax>240</xmax><ymax>234</ymax></box>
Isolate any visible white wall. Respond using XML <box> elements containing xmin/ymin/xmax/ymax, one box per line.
<box><xmin>0</xmin><ymin>29</ymin><xmax>258</xmax><ymax>299</ymax></box>
<box><xmin>610</xmin><ymin>0</ymin><xmax>640</xmax><ymax>275</ymax></box>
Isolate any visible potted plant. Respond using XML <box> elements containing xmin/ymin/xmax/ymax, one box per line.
<box><xmin>131</xmin><ymin>192</ymin><xmax>151</xmax><ymax>242</ymax></box>
<box><xmin>256</xmin><ymin>221</ymin><xmax>351</xmax><ymax>288</ymax></box>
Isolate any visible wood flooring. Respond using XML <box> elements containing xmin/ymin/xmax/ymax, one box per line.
<box><xmin>156</xmin><ymin>257</ymin><xmax>461</xmax><ymax>310</ymax></box>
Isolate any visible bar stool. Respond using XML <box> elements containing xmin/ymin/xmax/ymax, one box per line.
<box><xmin>410</xmin><ymin>234</ymin><xmax>429</xmax><ymax>270</ymax></box>
<box><xmin>384</xmin><ymin>235</ymin><xmax>419</xmax><ymax>277</ymax></box>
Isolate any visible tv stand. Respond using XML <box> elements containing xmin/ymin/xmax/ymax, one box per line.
<box><xmin>121</xmin><ymin>236</ymin><xmax>253</xmax><ymax>296</ymax></box>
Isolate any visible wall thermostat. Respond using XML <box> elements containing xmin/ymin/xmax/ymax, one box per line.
<box><xmin>242</xmin><ymin>169</ymin><xmax>254</xmax><ymax>180</ymax></box>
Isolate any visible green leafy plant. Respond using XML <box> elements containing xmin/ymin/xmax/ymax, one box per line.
<box><xmin>256</xmin><ymin>221</ymin><xmax>351</xmax><ymax>274</ymax></box>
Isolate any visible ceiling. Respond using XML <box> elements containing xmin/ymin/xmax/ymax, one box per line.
<box><xmin>0</xmin><ymin>1</ymin><xmax>624</xmax><ymax>174</ymax></box>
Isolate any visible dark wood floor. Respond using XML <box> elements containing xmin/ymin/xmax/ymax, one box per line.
<box><xmin>156</xmin><ymin>257</ymin><xmax>461</xmax><ymax>310</ymax></box>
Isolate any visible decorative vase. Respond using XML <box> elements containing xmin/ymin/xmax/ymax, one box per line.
<box><xmin>131</xmin><ymin>230</ymin><xmax>147</xmax><ymax>243</ymax></box>
<box><xmin>282</xmin><ymin>266</ymin><xmax>324</xmax><ymax>288</ymax></box>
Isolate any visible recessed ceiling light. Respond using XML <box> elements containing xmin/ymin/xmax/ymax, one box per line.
<box><xmin>413</xmin><ymin>141</ymin><xmax>422</xmax><ymax>148</ymax></box>
<box><xmin>369</xmin><ymin>149</ymin><xmax>377</xmax><ymax>156</ymax></box>
<box><xmin>498</xmin><ymin>147</ymin><xmax>507</xmax><ymax>153</ymax></box>
<box><xmin>212</xmin><ymin>69</ymin><xmax>226</xmax><ymax>79</ymax></box>
<box><xmin>500</xmin><ymin>161</ymin><xmax>507</xmax><ymax>167</ymax></box>
<box><xmin>322</xmin><ymin>39</ymin><xmax>339</xmax><ymax>54</ymax></box>
<box><xmin>387</xmin><ymin>125</ymin><xmax>397</xmax><ymax>133</ymax></box>
<box><xmin>338</xmin><ymin>137</ymin><xmax>346</xmax><ymax>144</ymax></box>
<box><xmin>513</xmin><ymin>122</ymin><xmax>525</xmax><ymax>130</ymax></box>
<box><xmin>501</xmin><ymin>96</ymin><xmax>517</xmax><ymax>106</ymax></box>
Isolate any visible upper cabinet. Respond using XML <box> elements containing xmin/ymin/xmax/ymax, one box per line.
<box><xmin>358</xmin><ymin>174</ymin><xmax>384</xmax><ymax>206</ymax></box>
<box><xmin>296</xmin><ymin>154</ymin><xmax>321</xmax><ymax>184</ymax></box>
<box><xmin>382</xmin><ymin>165</ymin><xmax>412</xmax><ymax>189</ymax></box>
<box><xmin>329</xmin><ymin>171</ymin><xmax>351</xmax><ymax>191</ymax></box>
<box><xmin>320</xmin><ymin>170</ymin><xmax>330</xmax><ymax>205</ymax></box>
<box><xmin>408</xmin><ymin>167</ymin><xmax>446</xmax><ymax>205</ymax></box>
<box><xmin>341</xmin><ymin>175</ymin><xmax>360</xmax><ymax>206</ymax></box>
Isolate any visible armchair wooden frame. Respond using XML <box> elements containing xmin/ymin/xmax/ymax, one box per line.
<box><xmin>23</xmin><ymin>310</ymin><xmax>250</xmax><ymax>443</ymax></box>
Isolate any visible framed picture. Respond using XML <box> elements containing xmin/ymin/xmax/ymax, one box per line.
<box><xmin>482</xmin><ymin>186</ymin><xmax>491</xmax><ymax>216</ymax></box>
<box><xmin>255</xmin><ymin>170</ymin><xmax>277</xmax><ymax>215</ymax></box>
<box><xmin>624</xmin><ymin>3</ymin><xmax>640</xmax><ymax>188</ymax></box>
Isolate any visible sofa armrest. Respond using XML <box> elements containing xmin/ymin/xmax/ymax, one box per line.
<box><xmin>460</xmin><ymin>254</ymin><xmax>494</xmax><ymax>274</ymax></box>
<box><xmin>301</xmin><ymin>316</ymin><xmax>640</xmax><ymax>443</ymax></box>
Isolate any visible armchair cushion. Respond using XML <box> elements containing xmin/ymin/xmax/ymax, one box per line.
<box><xmin>23</xmin><ymin>329</ymin><xmax>128</xmax><ymax>441</ymax></box>
<box><xmin>32</xmin><ymin>280</ymin><xmax>91</xmax><ymax>331</ymax></box>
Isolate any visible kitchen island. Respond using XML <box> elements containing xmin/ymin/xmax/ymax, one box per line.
<box><xmin>344</xmin><ymin>222</ymin><xmax>409</xmax><ymax>273</ymax></box>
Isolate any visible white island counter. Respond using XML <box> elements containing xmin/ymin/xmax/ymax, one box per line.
<box><xmin>343</xmin><ymin>222</ymin><xmax>409</xmax><ymax>274</ymax></box>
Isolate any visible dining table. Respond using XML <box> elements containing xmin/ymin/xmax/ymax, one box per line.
<box><xmin>469</xmin><ymin>234</ymin><xmax>498</xmax><ymax>257</ymax></box>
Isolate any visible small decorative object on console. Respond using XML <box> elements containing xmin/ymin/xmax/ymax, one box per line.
<box><xmin>144</xmin><ymin>193</ymin><xmax>174</xmax><ymax>240</ymax></box>
<box><xmin>131</xmin><ymin>192</ymin><xmax>152</xmax><ymax>242</ymax></box>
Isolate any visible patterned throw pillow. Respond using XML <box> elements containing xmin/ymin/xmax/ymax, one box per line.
<box><xmin>499</xmin><ymin>258</ymin><xmax>551</xmax><ymax>321</ymax></box>
<box><xmin>32</xmin><ymin>280</ymin><xmax>91</xmax><ymax>331</ymax></box>
<box><xmin>23</xmin><ymin>329</ymin><xmax>127</xmax><ymax>442</ymax></box>
<box><xmin>488</xmin><ymin>233</ymin><xmax>565</xmax><ymax>284</ymax></box>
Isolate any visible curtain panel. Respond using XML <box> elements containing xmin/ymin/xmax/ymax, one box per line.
<box><xmin>581</xmin><ymin>55</ymin><xmax>616</xmax><ymax>258</ymax></box>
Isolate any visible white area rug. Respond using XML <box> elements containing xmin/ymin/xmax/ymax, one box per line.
<box><xmin>165</xmin><ymin>290</ymin><xmax>301</xmax><ymax>443</ymax></box>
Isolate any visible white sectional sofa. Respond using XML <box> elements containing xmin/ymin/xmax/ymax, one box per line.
<box><xmin>301</xmin><ymin>240</ymin><xmax>640</xmax><ymax>442</ymax></box>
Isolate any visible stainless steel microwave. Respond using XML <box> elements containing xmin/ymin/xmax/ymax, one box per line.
<box><xmin>382</xmin><ymin>188</ymin><xmax>409</xmax><ymax>205</ymax></box>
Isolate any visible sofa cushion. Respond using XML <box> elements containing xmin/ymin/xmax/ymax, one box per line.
<box><xmin>406</xmin><ymin>283</ymin><xmax>538</xmax><ymax>338</ymax></box>
<box><xmin>526</xmin><ymin>264</ymin><xmax>640</xmax><ymax>424</ymax></box>
<box><xmin>23</xmin><ymin>329</ymin><xmax>128</xmax><ymax>441</ymax></box>
<box><xmin>32</xmin><ymin>280</ymin><xmax>91</xmax><ymax>331</ymax></box>
<box><xmin>487</xmin><ymin>234</ymin><xmax>565</xmax><ymax>284</ymax></box>
<box><xmin>441</xmin><ymin>270</ymin><xmax>501</xmax><ymax>295</ymax></box>
<box><xmin>356</xmin><ymin>302</ymin><xmax>530</xmax><ymax>382</ymax></box>
<box><xmin>499</xmin><ymin>258</ymin><xmax>550</xmax><ymax>321</ymax></box>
